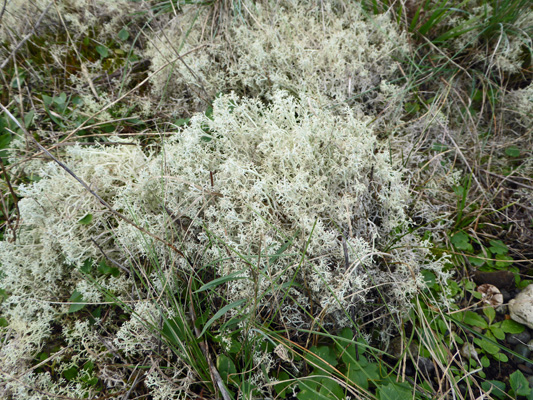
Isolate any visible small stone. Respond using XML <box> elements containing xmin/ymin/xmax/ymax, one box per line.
<box><xmin>518</xmin><ymin>364</ymin><xmax>533</xmax><ymax>375</ymax></box>
<box><xmin>515</xmin><ymin>343</ymin><xmax>531</xmax><ymax>359</ymax></box>
<box><xmin>508</xmin><ymin>331</ymin><xmax>532</xmax><ymax>345</ymax></box>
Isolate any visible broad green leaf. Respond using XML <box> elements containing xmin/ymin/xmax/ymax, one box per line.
<box><xmin>480</xmin><ymin>355</ymin><xmax>490</xmax><ymax>368</ymax></box>
<box><xmin>499</xmin><ymin>319</ymin><xmax>525</xmax><ymax>334</ymax></box>
<box><xmin>318</xmin><ymin>378</ymin><xmax>344</xmax><ymax>399</ymax></box>
<box><xmin>463</xmin><ymin>311</ymin><xmax>488</xmax><ymax>329</ymax></box>
<box><xmin>473</xmin><ymin>333</ymin><xmax>499</xmax><ymax>355</ymax></box>
<box><xmin>490</xmin><ymin>326</ymin><xmax>505</xmax><ymax>341</ymax></box>
<box><xmin>483</xmin><ymin>307</ymin><xmax>496</xmax><ymax>325</ymax></box>
<box><xmin>505</xmin><ymin>146</ymin><xmax>520</xmax><ymax>157</ymax></box>
<box><xmin>24</xmin><ymin>110</ymin><xmax>34</xmax><ymax>128</ymax></box>
<box><xmin>53</xmin><ymin>92</ymin><xmax>67</xmax><ymax>105</ymax></box>
<box><xmin>274</xmin><ymin>371</ymin><xmax>292</xmax><ymax>398</ymax></box>
<box><xmin>67</xmin><ymin>290</ymin><xmax>85</xmax><ymax>313</ymax></box>
<box><xmin>118</xmin><ymin>27</ymin><xmax>130</xmax><ymax>41</ymax></box>
<box><xmin>296</xmin><ymin>376</ymin><xmax>322</xmax><ymax>400</ymax></box>
<box><xmin>199</xmin><ymin>299</ymin><xmax>247</xmax><ymax>337</ymax></box>
<box><xmin>489</xmin><ymin>240</ymin><xmax>508</xmax><ymax>255</ymax></box>
<box><xmin>481</xmin><ymin>380</ymin><xmax>506</xmax><ymax>399</ymax></box>
<box><xmin>96</xmin><ymin>45</ymin><xmax>109</xmax><ymax>58</ymax></box>
<box><xmin>63</xmin><ymin>366</ymin><xmax>79</xmax><ymax>381</ymax></box>
<box><xmin>79</xmin><ymin>213</ymin><xmax>93</xmax><ymax>225</ymax></box>
<box><xmin>492</xmin><ymin>352</ymin><xmax>508</xmax><ymax>362</ymax></box>
<box><xmin>510</xmin><ymin>370</ymin><xmax>531</xmax><ymax>396</ymax></box>
<box><xmin>306</xmin><ymin>345</ymin><xmax>338</xmax><ymax>373</ymax></box>
<box><xmin>0</xmin><ymin>317</ymin><xmax>8</xmax><ymax>327</ymax></box>
<box><xmin>346</xmin><ymin>366</ymin><xmax>369</xmax><ymax>390</ymax></box>
<box><xmin>217</xmin><ymin>354</ymin><xmax>238</xmax><ymax>385</ymax></box>
<box><xmin>450</xmin><ymin>232</ymin><xmax>472</xmax><ymax>251</ymax></box>
<box><xmin>377</xmin><ymin>382</ymin><xmax>412</xmax><ymax>400</ymax></box>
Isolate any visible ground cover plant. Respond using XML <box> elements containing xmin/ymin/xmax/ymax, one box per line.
<box><xmin>0</xmin><ymin>0</ymin><xmax>532</xmax><ymax>399</ymax></box>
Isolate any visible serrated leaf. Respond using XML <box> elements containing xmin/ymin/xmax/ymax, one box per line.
<box><xmin>67</xmin><ymin>290</ymin><xmax>86</xmax><ymax>313</ymax></box>
<box><xmin>79</xmin><ymin>213</ymin><xmax>93</xmax><ymax>225</ymax></box>
<box><xmin>510</xmin><ymin>370</ymin><xmax>531</xmax><ymax>396</ymax></box>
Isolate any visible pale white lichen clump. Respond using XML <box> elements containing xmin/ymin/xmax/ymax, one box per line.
<box><xmin>145</xmin><ymin>0</ymin><xmax>408</xmax><ymax>115</ymax></box>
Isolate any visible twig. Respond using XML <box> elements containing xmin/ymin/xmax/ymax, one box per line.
<box><xmin>0</xmin><ymin>2</ymin><xmax>52</xmax><ymax>69</ymax></box>
<box><xmin>0</xmin><ymin>156</ymin><xmax>19</xmax><ymax>241</ymax></box>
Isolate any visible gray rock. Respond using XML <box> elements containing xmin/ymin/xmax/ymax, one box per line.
<box><xmin>509</xmin><ymin>285</ymin><xmax>533</xmax><ymax>329</ymax></box>
<box><xmin>515</xmin><ymin>343</ymin><xmax>531</xmax><ymax>359</ymax></box>
<box><xmin>508</xmin><ymin>331</ymin><xmax>532</xmax><ymax>345</ymax></box>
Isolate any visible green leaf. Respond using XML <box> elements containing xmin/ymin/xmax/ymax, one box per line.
<box><xmin>318</xmin><ymin>378</ymin><xmax>344</xmax><ymax>399</ymax></box>
<box><xmin>481</xmin><ymin>380</ymin><xmax>506</xmax><ymax>399</ymax></box>
<box><xmin>451</xmin><ymin>232</ymin><xmax>472</xmax><ymax>251</ymax></box>
<box><xmin>199</xmin><ymin>299</ymin><xmax>247</xmax><ymax>337</ymax></box>
<box><xmin>421</xmin><ymin>270</ymin><xmax>436</xmax><ymax>289</ymax></box>
<box><xmin>510</xmin><ymin>370</ymin><xmax>531</xmax><ymax>396</ymax></box>
<box><xmin>67</xmin><ymin>290</ymin><xmax>86</xmax><ymax>313</ymax></box>
<box><xmin>432</xmin><ymin>142</ymin><xmax>448</xmax><ymax>152</ymax></box>
<box><xmin>489</xmin><ymin>326</ymin><xmax>505</xmax><ymax>341</ymax></box>
<box><xmin>492</xmin><ymin>352</ymin><xmax>508</xmax><ymax>362</ymax></box>
<box><xmin>63</xmin><ymin>366</ymin><xmax>79</xmax><ymax>381</ymax></box>
<box><xmin>79</xmin><ymin>213</ymin><xmax>93</xmax><ymax>225</ymax></box>
<box><xmin>499</xmin><ymin>319</ymin><xmax>525</xmax><ymax>334</ymax></box>
<box><xmin>505</xmin><ymin>146</ymin><xmax>520</xmax><ymax>157</ymax></box>
<box><xmin>296</xmin><ymin>376</ymin><xmax>323</xmax><ymax>400</ymax></box>
<box><xmin>473</xmin><ymin>333</ymin><xmax>499</xmax><ymax>355</ymax></box>
<box><xmin>53</xmin><ymin>92</ymin><xmax>67</xmax><ymax>105</ymax></box>
<box><xmin>195</xmin><ymin>269</ymin><xmax>248</xmax><ymax>293</ymax></box>
<box><xmin>463</xmin><ymin>311</ymin><xmax>488</xmax><ymax>329</ymax></box>
<box><xmin>98</xmin><ymin>260</ymin><xmax>118</xmax><ymax>276</ymax></box>
<box><xmin>274</xmin><ymin>371</ymin><xmax>292</xmax><ymax>398</ymax></box>
<box><xmin>483</xmin><ymin>307</ymin><xmax>496</xmax><ymax>325</ymax></box>
<box><xmin>24</xmin><ymin>110</ymin><xmax>34</xmax><ymax>128</ymax></box>
<box><xmin>480</xmin><ymin>355</ymin><xmax>490</xmax><ymax>368</ymax></box>
<box><xmin>495</xmin><ymin>254</ymin><xmax>513</xmax><ymax>268</ymax></box>
<box><xmin>96</xmin><ymin>45</ymin><xmax>109</xmax><ymax>58</ymax></box>
<box><xmin>377</xmin><ymin>382</ymin><xmax>413</xmax><ymax>400</ymax></box>
<box><xmin>217</xmin><ymin>354</ymin><xmax>238</xmax><ymax>385</ymax></box>
<box><xmin>489</xmin><ymin>240</ymin><xmax>508</xmax><ymax>255</ymax></box>
<box><xmin>118</xmin><ymin>27</ymin><xmax>130</xmax><ymax>41</ymax></box>
<box><xmin>306</xmin><ymin>345</ymin><xmax>338</xmax><ymax>373</ymax></box>
<box><xmin>0</xmin><ymin>317</ymin><xmax>8</xmax><ymax>327</ymax></box>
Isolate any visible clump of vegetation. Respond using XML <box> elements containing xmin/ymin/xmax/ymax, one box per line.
<box><xmin>0</xmin><ymin>0</ymin><xmax>532</xmax><ymax>399</ymax></box>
